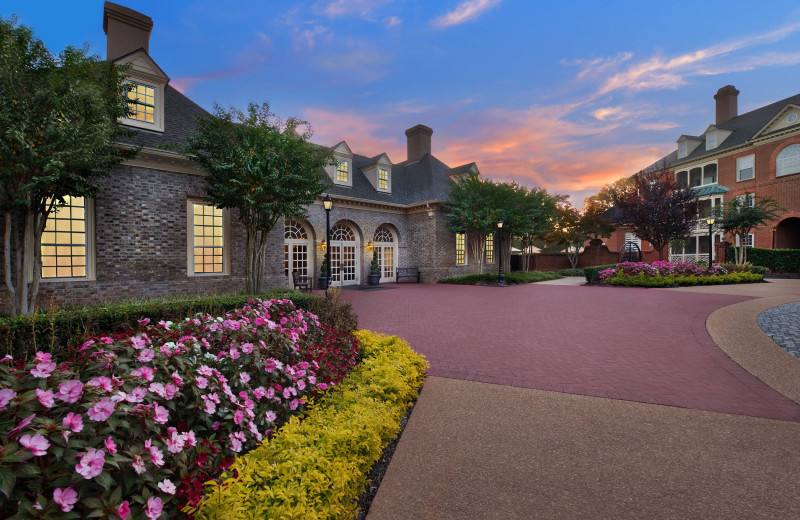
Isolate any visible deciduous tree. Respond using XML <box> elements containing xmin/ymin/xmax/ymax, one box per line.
<box><xmin>0</xmin><ymin>17</ymin><xmax>136</xmax><ymax>315</ymax></box>
<box><xmin>712</xmin><ymin>193</ymin><xmax>782</xmax><ymax>264</ymax></box>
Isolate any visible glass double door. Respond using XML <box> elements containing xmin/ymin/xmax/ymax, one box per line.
<box><xmin>374</xmin><ymin>244</ymin><xmax>395</xmax><ymax>283</ymax></box>
<box><xmin>330</xmin><ymin>242</ymin><xmax>358</xmax><ymax>286</ymax></box>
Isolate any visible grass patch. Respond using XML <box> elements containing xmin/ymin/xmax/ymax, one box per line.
<box><xmin>438</xmin><ymin>271</ymin><xmax>561</xmax><ymax>285</ymax></box>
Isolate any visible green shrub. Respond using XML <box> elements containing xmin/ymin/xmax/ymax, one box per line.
<box><xmin>606</xmin><ymin>272</ymin><xmax>764</xmax><ymax>287</ymax></box>
<box><xmin>726</xmin><ymin>247</ymin><xmax>800</xmax><ymax>273</ymax></box>
<box><xmin>0</xmin><ymin>289</ymin><xmax>357</xmax><ymax>360</ymax></box>
<box><xmin>584</xmin><ymin>264</ymin><xmax>617</xmax><ymax>283</ymax></box>
<box><xmin>556</xmin><ymin>268</ymin><xmax>585</xmax><ymax>276</ymax></box>
<box><xmin>193</xmin><ymin>331</ymin><xmax>428</xmax><ymax>520</ymax></box>
<box><xmin>438</xmin><ymin>271</ymin><xmax>560</xmax><ymax>285</ymax></box>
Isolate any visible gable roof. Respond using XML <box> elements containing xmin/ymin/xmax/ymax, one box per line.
<box><xmin>670</xmin><ymin>92</ymin><xmax>800</xmax><ymax>167</ymax></box>
<box><xmin>118</xmin><ymin>85</ymin><xmax>208</xmax><ymax>149</ymax></box>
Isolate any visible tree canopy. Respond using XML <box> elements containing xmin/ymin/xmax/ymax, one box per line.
<box><xmin>172</xmin><ymin>102</ymin><xmax>333</xmax><ymax>293</ymax></box>
<box><xmin>712</xmin><ymin>193</ymin><xmax>782</xmax><ymax>264</ymax></box>
<box><xmin>1</xmin><ymin>16</ymin><xmax>137</xmax><ymax>315</ymax></box>
<box><xmin>611</xmin><ymin>163</ymin><xmax>700</xmax><ymax>260</ymax></box>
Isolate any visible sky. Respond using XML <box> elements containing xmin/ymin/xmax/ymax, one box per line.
<box><xmin>6</xmin><ymin>0</ymin><xmax>800</xmax><ymax>206</ymax></box>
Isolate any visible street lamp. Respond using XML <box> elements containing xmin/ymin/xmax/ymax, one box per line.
<box><xmin>497</xmin><ymin>220</ymin><xmax>504</xmax><ymax>285</ymax></box>
<box><xmin>772</xmin><ymin>226</ymin><xmax>777</xmax><ymax>249</ymax></box>
<box><xmin>705</xmin><ymin>216</ymin><xmax>715</xmax><ymax>266</ymax></box>
<box><xmin>323</xmin><ymin>195</ymin><xmax>332</xmax><ymax>293</ymax></box>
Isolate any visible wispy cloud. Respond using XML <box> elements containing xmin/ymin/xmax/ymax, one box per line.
<box><xmin>171</xmin><ymin>33</ymin><xmax>273</xmax><ymax>93</ymax></box>
<box><xmin>432</xmin><ymin>0</ymin><xmax>502</xmax><ymax>29</ymax></box>
<box><xmin>303</xmin><ymin>108</ymin><xmax>405</xmax><ymax>161</ymax></box>
<box><xmin>315</xmin><ymin>0</ymin><xmax>398</xmax><ymax>21</ymax></box>
<box><xmin>385</xmin><ymin>16</ymin><xmax>402</xmax><ymax>27</ymax></box>
<box><xmin>638</xmin><ymin>122</ymin><xmax>680</xmax><ymax>131</ymax></box>
<box><xmin>314</xmin><ymin>38</ymin><xmax>394</xmax><ymax>83</ymax></box>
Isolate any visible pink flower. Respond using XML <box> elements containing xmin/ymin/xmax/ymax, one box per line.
<box><xmin>265</xmin><ymin>387</ymin><xmax>275</xmax><ymax>399</ymax></box>
<box><xmin>125</xmin><ymin>386</ymin><xmax>147</xmax><ymax>403</ymax></box>
<box><xmin>137</xmin><ymin>349</ymin><xmax>155</xmax><ymax>363</ymax></box>
<box><xmin>195</xmin><ymin>376</ymin><xmax>208</xmax><ymax>390</ymax></box>
<box><xmin>233</xmin><ymin>410</ymin><xmax>244</xmax><ymax>425</ymax></box>
<box><xmin>75</xmin><ymin>448</ymin><xmax>105</xmax><ymax>479</ymax></box>
<box><xmin>104</xmin><ymin>436</ymin><xmax>118</xmax><ymax>454</ymax></box>
<box><xmin>317</xmin><ymin>383</ymin><xmax>328</xmax><ymax>391</ymax></box>
<box><xmin>62</xmin><ymin>412</ymin><xmax>84</xmax><ymax>432</ymax></box>
<box><xmin>130</xmin><ymin>366</ymin><xmax>155</xmax><ymax>381</ymax></box>
<box><xmin>145</xmin><ymin>496</ymin><xmax>163</xmax><ymax>520</ymax></box>
<box><xmin>80</xmin><ymin>339</ymin><xmax>95</xmax><ymax>350</ymax></box>
<box><xmin>132</xmin><ymin>456</ymin><xmax>145</xmax><ymax>475</ymax></box>
<box><xmin>53</xmin><ymin>487</ymin><xmax>78</xmax><ymax>512</ymax></box>
<box><xmin>87</xmin><ymin>376</ymin><xmax>114</xmax><ymax>392</ymax></box>
<box><xmin>88</xmin><ymin>398</ymin><xmax>115</xmax><ymax>422</ymax></box>
<box><xmin>289</xmin><ymin>398</ymin><xmax>301</xmax><ymax>411</ymax></box>
<box><xmin>20</xmin><ymin>433</ymin><xmax>50</xmax><ymax>456</ymax></box>
<box><xmin>164</xmin><ymin>383</ymin><xmax>178</xmax><ymax>400</ymax></box>
<box><xmin>8</xmin><ymin>413</ymin><xmax>35</xmax><ymax>437</ymax></box>
<box><xmin>153</xmin><ymin>404</ymin><xmax>169</xmax><ymax>424</ymax></box>
<box><xmin>239</xmin><ymin>372</ymin><xmax>250</xmax><ymax>384</ymax></box>
<box><xmin>197</xmin><ymin>365</ymin><xmax>213</xmax><ymax>377</ymax></box>
<box><xmin>171</xmin><ymin>372</ymin><xmax>183</xmax><ymax>387</ymax></box>
<box><xmin>157</xmin><ymin>479</ymin><xmax>176</xmax><ymax>495</ymax></box>
<box><xmin>30</xmin><ymin>361</ymin><xmax>56</xmax><ymax>378</ymax></box>
<box><xmin>212</xmin><ymin>421</ymin><xmax>220</xmax><ymax>430</ymax></box>
<box><xmin>34</xmin><ymin>389</ymin><xmax>56</xmax><ymax>409</ymax></box>
<box><xmin>241</xmin><ymin>342</ymin><xmax>254</xmax><ymax>354</ymax></box>
<box><xmin>55</xmin><ymin>380</ymin><xmax>83</xmax><ymax>403</ymax></box>
<box><xmin>297</xmin><ymin>379</ymin><xmax>306</xmax><ymax>391</ymax></box>
<box><xmin>166</xmin><ymin>431</ymin><xmax>185</xmax><ymax>453</ymax></box>
<box><xmin>0</xmin><ymin>388</ymin><xmax>16</xmax><ymax>411</ymax></box>
<box><xmin>117</xmin><ymin>500</ymin><xmax>131</xmax><ymax>519</ymax></box>
<box><xmin>203</xmin><ymin>399</ymin><xmax>216</xmax><ymax>414</ymax></box>
<box><xmin>138</xmin><ymin>318</ymin><xmax>150</xmax><ymax>326</ymax></box>
<box><xmin>149</xmin><ymin>445</ymin><xmax>164</xmax><ymax>467</ymax></box>
<box><xmin>99</xmin><ymin>336</ymin><xmax>114</xmax><ymax>344</ymax></box>
<box><xmin>264</xmin><ymin>358</ymin><xmax>283</xmax><ymax>373</ymax></box>
<box><xmin>253</xmin><ymin>387</ymin><xmax>266</xmax><ymax>399</ymax></box>
<box><xmin>130</xmin><ymin>335</ymin><xmax>147</xmax><ymax>349</ymax></box>
<box><xmin>35</xmin><ymin>352</ymin><xmax>52</xmax><ymax>363</ymax></box>
<box><xmin>229</xmin><ymin>347</ymin><xmax>240</xmax><ymax>360</ymax></box>
<box><xmin>184</xmin><ymin>430</ymin><xmax>197</xmax><ymax>447</ymax></box>
<box><xmin>265</xmin><ymin>410</ymin><xmax>277</xmax><ymax>422</ymax></box>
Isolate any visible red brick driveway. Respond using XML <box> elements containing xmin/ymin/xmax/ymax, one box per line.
<box><xmin>342</xmin><ymin>283</ymin><xmax>800</xmax><ymax>421</ymax></box>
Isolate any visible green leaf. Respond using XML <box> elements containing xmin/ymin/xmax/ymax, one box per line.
<box><xmin>95</xmin><ymin>471</ymin><xmax>114</xmax><ymax>491</ymax></box>
<box><xmin>0</xmin><ymin>468</ymin><xmax>15</xmax><ymax>499</ymax></box>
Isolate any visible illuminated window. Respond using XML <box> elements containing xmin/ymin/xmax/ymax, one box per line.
<box><xmin>378</xmin><ymin>168</ymin><xmax>389</xmax><ymax>190</ymax></box>
<box><xmin>41</xmin><ymin>196</ymin><xmax>88</xmax><ymax>279</ymax></box>
<box><xmin>455</xmin><ymin>233</ymin><xmax>466</xmax><ymax>265</ymax></box>
<box><xmin>336</xmin><ymin>159</ymin><xmax>350</xmax><ymax>183</ymax></box>
<box><xmin>777</xmin><ymin>144</ymin><xmax>800</xmax><ymax>177</ymax></box>
<box><xmin>190</xmin><ymin>202</ymin><xmax>225</xmax><ymax>274</ymax></box>
<box><xmin>485</xmin><ymin>233</ymin><xmax>494</xmax><ymax>264</ymax></box>
<box><xmin>126</xmin><ymin>82</ymin><xmax>156</xmax><ymax>124</ymax></box>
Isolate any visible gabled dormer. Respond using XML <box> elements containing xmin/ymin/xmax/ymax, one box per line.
<box><xmin>448</xmin><ymin>163</ymin><xmax>479</xmax><ymax>182</ymax></box>
<box><xmin>753</xmin><ymin>104</ymin><xmax>800</xmax><ymax>139</ymax></box>
<box><xmin>703</xmin><ymin>125</ymin><xmax>732</xmax><ymax>151</ymax></box>
<box><xmin>115</xmin><ymin>50</ymin><xmax>169</xmax><ymax>133</ymax></box>
<box><xmin>360</xmin><ymin>153</ymin><xmax>393</xmax><ymax>193</ymax></box>
<box><xmin>677</xmin><ymin>135</ymin><xmax>702</xmax><ymax>159</ymax></box>
<box><xmin>325</xmin><ymin>141</ymin><xmax>354</xmax><ymax>187</ymax></box>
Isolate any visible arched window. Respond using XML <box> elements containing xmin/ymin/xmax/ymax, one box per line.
<box><xmin>777</xmin><ymin>144</ymin><xmax>800</xmax><ymax>177</ymax></box>
<box><xmin>284</xmin><ymin>220</ymin><xmax>311</xmax><ymax>278</ymax></box>
<box><xmin>331</xmin><ymin>224</ymin><xmax>355</xmax><ymax>241</ymax></box>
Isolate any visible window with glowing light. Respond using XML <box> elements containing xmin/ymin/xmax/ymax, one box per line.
<box><xmin>127</xmin><ymin>82</ymin><xmax>156</xmax><ymax>124</ymax></box>
<box><xmin>41</xmin><ymin>196</ymin><xmax>88</xmax><ymax>279</ymax></box>
<box><xmin>190</xmin><ymin>202</ymin><xmax>226</xmax><ymax>274</ymax></box>
<box><xmin>336</xmin><ymin>159</ymin><xmax>350</xmax><ymax>183</ymax></box>
<box><xmin>378</xmin><ymin>168</ymin><xmax>389</xmax><ymax>190</ymax></box>
<box><xmin>485</xmin><ymin>234</ymin><xmax>494</xmax><ymax>264</ymax></box>
<box><xmin>455</xmin><ymin>233</ymin><xmax>466</xmax><ymax>265</ymax></box>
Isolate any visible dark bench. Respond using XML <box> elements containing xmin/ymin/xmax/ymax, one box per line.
<box><xmin>292</xmin><ymin>271</ymin><xmax>312</xmax><ymax>292</ymax></box>
<box><xmin>396</xmin><ymin>267</ymin><xmax>421</xmax><ymax>283</ymax></box>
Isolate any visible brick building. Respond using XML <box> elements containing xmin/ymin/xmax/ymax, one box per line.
<box><xmin>2</xmin><ymin>2</ymin><xmax>487</xmax><ymax>311</ymax></box>
<box><xmin>607</xmin><ymin>85</ymin><xmax>800</xmax><ymax>262</ymax></box>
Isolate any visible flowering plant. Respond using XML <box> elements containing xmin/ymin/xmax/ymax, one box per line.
<box><xmin>0</xmin><ymin>299</ymin><xmax>358</xmax><ymax>519</ymax></box>
<box><xmin>599</xmin><ymin>261</ymin><xmax>727</xmax><ymax>282</ymax></box>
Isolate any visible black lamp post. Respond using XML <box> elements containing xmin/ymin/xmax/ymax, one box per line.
<box><xmin>497</xmin><ymin>220</ymin><xmax>504</xmax><ymax>285</ymax></box>
<box><xmin>705</xmin><ymin>216</ymin><xmax>715</xmax><ymax>266</ymax></box>
<box><xmin>323</xmin><ymin>195</ymin><xmax>332</xmax><ymax>293</ymax></box>
<box><xmin>772</xmin><ymin>226</ymin><xmax>777</xmax><ymax>249</ymax></box>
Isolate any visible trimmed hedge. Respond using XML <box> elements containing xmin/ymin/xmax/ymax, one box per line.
<box><xmin>584</xmin><ymin>264</ymin><xmax>617</xmax><ymax>283</ymax></box>
<box><xmin>726</xmin><ymin>247</ymin><xmax>800</xmax><ymax>273</ymax></box>
<box><xmin>438</xmin><ymin>271</ymin><xmax>561</xmax><ymax>285</ymax></box>
<box><xmin>556</xmin><ymin>268</ymin><xmax>585</xmax><ymax>277</ymax></box>
<box><xmin>0</xmin><ymin>289</ymin><xmax>324</xmax><ymax>360</ymax></box>
<box><xmin>606</xmin><ymin>272</ymin><xmax>764</xmax><ymax>287</ymax></box>
<box><xmin>193</xmin><ymin>331</ymin><xmax>428</xmax><ymax>520</ymax></box>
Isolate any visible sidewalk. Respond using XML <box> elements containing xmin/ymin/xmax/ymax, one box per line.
<box><xmin>360</xmin><ymin>279</ymin><xmax>800</xmax><ymax>520</ymax></box>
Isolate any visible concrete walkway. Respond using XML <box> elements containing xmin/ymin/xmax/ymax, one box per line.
<box><xmin>340</xmin><ymin>279</ymin><xmax>800</xmax><ymax>520</ymax></box>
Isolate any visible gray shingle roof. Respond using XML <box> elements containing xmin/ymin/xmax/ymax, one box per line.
<box><xmin>119</xmin><ymin>85</ymin><xmax>208</xmax><ymax>149</ymax></box>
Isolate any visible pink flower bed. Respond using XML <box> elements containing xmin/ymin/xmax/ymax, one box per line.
<box><xmin>0</xmin><ymin>299</ymin><xmax>358</xmax><ymax>519</ymax></box>
<box><xmin>599</xmin><ymin>261</ymin><xmax>727</xmax><ymax>281</ymax></box>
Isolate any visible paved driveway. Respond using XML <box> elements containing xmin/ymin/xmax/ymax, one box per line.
<box><xmin>342</xmin><ymin>283</ymin><xmax>800</xmax><ymax>421</ymax></box>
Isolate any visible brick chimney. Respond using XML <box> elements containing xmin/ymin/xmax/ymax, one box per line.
<box><xmin>103</xmin><ymin>2</ymin><xmax>153</xmax><ymax>61</ymax></box>
<box><xmin>714</xmin><ymin>85</ymin><xmax>739</xmax><ymax>124</ymax></box>
<box><xmin>405</xmin><ymin>124</ymin><xmax>433</xmax><ymax>163</ymax></box>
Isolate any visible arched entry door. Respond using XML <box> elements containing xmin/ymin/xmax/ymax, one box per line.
<box><xmin>373</xmin><ymin>225</ymin><xmax>397</xmax><ymax>283</ymax></box>
<box><xmin>284</xmin><ymin>220</ymin><xmax>313</xmax><ymax>279</ymax></box>
<box><xmin>330</xmin><ymin>223</ymin><xmax>359</xmax><ymax>286</ymax></box>
<box><xmin>776</xmin><ymin>217</ymin><xmax>800</xmax><ymax>249</ymax></box>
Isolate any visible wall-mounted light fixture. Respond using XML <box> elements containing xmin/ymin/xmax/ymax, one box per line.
<box><xmin>320</xmin><ymin>240</ymin><xmax>327</xmax><ymax>250</ymax></box>
<box><xmin>366</xmin><ymin>241</ymin><xmax>374</xmax><ymax>250</ymax></box>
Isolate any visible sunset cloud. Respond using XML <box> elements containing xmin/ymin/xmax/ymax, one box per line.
<box><xmin>432</xmin><ymin>0</ymin><xmax>502</xmax><ymax>29</ymax></box>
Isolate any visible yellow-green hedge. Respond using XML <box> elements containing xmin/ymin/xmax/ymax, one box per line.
<box><xmin>193</xmin><ymin>331</ymin><xmax>428</xmax><ymax>520</ymax></box>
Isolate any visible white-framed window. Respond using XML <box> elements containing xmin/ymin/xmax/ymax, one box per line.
<box><xmin>736</xmin><ymin>154</ymin><xmax>754</xmax><ymax>181</ymax></box>
<box><xmin>737</xmin><ymin>193</ymin><xmax>755</xmax><ymax>208</ymax></box>
<box><xmin>735</xmin><ymin>233</ymin><xmax>754</xmax><ymax>247</ymax></box>
<box><xmin>284</xmin><ymin>219</ymin><xmax>311</xmax><ymax>278</ymax></box>
<box><xmin>678</xmin><ymin>141</ymin><xmax>687</xmax><ymax>159</ymax></box>
<box><xmin>624</xmin><ymin>232</ymin><xmax>641</xmax><ymax>248</ymax></box>
<box><xmin>40</xmin><ymin>196</ymin><xmax>94</xmax><ymax>280</ymax></box>
<box><xmin>455</xmin><ymin>233</ymin><xmax>466</xmax><ymax>265</ymax></box>
<box><xmin>188</xmin><ymin>201</ymin><xmax>228</xmax><ymax>275</ymax></box>
<box><xmin>706</xmin><ymin>131</ymin><xmax>716</xmax><ymax>150</ymax></box>
<box><xmin>777</xmin><ymin>144</ymin><xmax>800</xmax><ymax>177</ymax></box>
<box><xmin>485</xmin><ymin>233</ymin><xmax>494</xmax><ymax>264</ymax></box>
<box><xmin>126</xmin><ymin>81</ymin><xmax>156</xmax><ymax>124</ymax></box>
<box><xmin>378</xmin><ymin>168</ymin><xmax>389</xmax><ymax>191</ymax></box>
<box><xmin>336</xmin><ymin>159</ymin><xmax>350</xmax><ymax>184</ymax></box>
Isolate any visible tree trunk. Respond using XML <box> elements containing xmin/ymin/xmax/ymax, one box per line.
<box><xmin>3</xmin><ymin>207</ymin><xmax>44</xmax><ymax>316</ymax></box>
<box><xmin>3</xmin><ymin>210</ymin><xmax>17</xmax><ymax>316</ymax></box>
<box><xmin>244</xmin><ymin>226</ymin><xmax>270</xmax><ymax>294</ymax></box>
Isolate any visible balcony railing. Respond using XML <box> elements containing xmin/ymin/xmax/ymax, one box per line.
<box><xmin>669</xmin><ymin>254</ymin><xmax>711</xmax><ymax>264</ymax></box>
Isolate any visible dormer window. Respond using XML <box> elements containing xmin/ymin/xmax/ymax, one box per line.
<box><xmin>127</xmin><ymin>82</ymin><xmax>156</xmax><ymax>124</ymax></box>
<box><xmin>678</xmin><ymin>141</ymin><xmax>687</xmax><ymax>158</ymax></box>
<box><xmin>378</xmin><ymin>168</ymin><xmax>389</xmax><ymax>191</ymax></box>
<box><xmin>336</xmin><ymin>159</ymin><xmax>350</xmax><ymax>183</ymax></box>
<box><xmin>706</xmin><ymin>131</ymin><xmax>716</xmax><ymax>150</ymax></box>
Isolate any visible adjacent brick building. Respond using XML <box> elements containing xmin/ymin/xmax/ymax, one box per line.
<box><xmin>2</xmin><ymin>2</ymin><xmax>486</xmax><ymax>310</ymax></box>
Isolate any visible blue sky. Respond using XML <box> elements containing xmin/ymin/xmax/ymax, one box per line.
<box><xmin>7</xmin><ymin>1</ymin><xmax>800</xmax><ymax>205</ymax></box>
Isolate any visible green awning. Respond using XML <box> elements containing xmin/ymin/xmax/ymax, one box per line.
<box><xmin>692</xmin><ymin>184</ymin><xmax>728</xmax><ymax>197</ymax></box>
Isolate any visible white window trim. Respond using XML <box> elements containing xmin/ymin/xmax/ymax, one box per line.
<box><xmin>334</xmin><ymin>157</ymin><xmax>353</xmax><ymax>187</ymax></box>
<box><xmin>122</xmin><ymin>77</ymin><xmax>165</xmax><ymax>133</ymax></box>
<box><xmin>377</xmin><ymin>167</ymin><xmax>391</xmax><ymax>192</ymax></box>
<box><xmin>455</xmin><ymin>233</ymin><xmax>467</xmax><ymax>265</ymax></box>
<box><xmin>736</xmin><ymin>154</ymin><xmax>755</xmax><ymax>182</ymax></box>
<box><xmin>678</xmin><ymin>141</ymin><xmax>687</xmax><ymax>159</ymax></box>
<box><xmin>682</xmin><ymin>160</ymin><xmax>719</xmax><ymax>188</ymax></box>
<box><xmin>706</xmin><ymin>131</ymin><xmax>716</xmax><ymax>150</ymax></box>
<box><xmin>776</xmin><ymin>144</ymin><xmax>800</xmax><ymax>177</ymax></box>
<box><xmin>734</xmin><ymin>233</ymin><xmax>754</xmax><ymax>247</ymax></box>
<box><xmin>39</xmin><ymin>198</ymin><xmax>96</xmax><ymax>282</ymax></box>
<box><xmin>186</xmin><ymin>201</ymin><xmax>231</xmax><ymax>277</ymax></box>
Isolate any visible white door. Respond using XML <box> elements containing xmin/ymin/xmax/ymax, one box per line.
<box><xmin>330</xmin><ymin>223</ymin><xmax>359</xmax><ymax>286</ymax></box>
<box><xmin>373</xmin><ymin>225</ymin><xmax>396</xmax><ymax>283</ymax></box>
<box><xmin>284</xmin><ymin>220</ymin><xmax>312</xmax><ymax>279</ymax></box>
